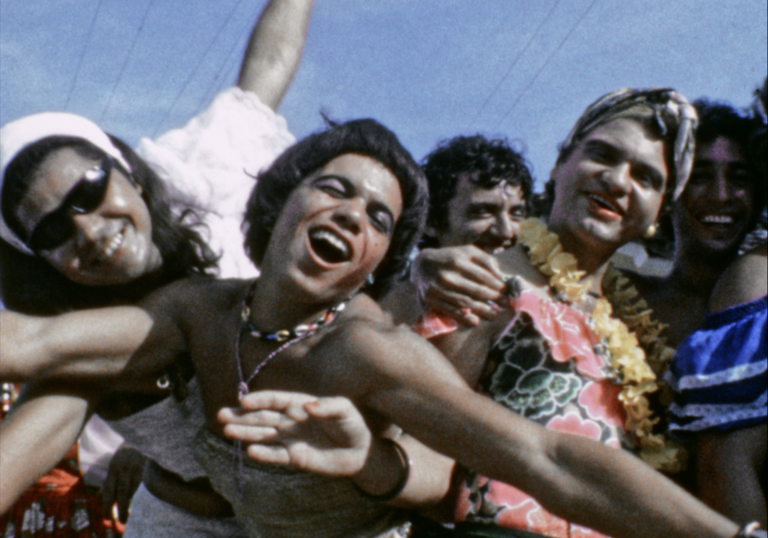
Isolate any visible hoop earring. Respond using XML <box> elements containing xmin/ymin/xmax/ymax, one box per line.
<box><xmin>643</xmin><ymin>223</ymin><xmax>658</xmax><ymax>239</ymax></box>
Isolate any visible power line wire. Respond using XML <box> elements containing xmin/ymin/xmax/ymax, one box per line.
<box><xmin>469</xmin><ymin>0</ymin><xmax>562</xmax><ymax>128</ymax></box>
<box><xmin>193</xmin><ymin>0</ymin><xmax>265</xmax><ymax>118</ymax></box>
<box><xmin>99</xmin><ymin>0</ymin><xmax>157</xmax><ymax>124</ymax></box>
<box><xmin>150</xmin><ymin>0</ymin><xmax>247</xmax><ymax>137</ymax></box>
<box><xmin>65</xmin><ymin>0</ymin><xmax>104</xmax><ymax>110</ymax></box>
<box><xmin>492</xmin><ymin>0</ymin><xmax>598</xmax><ymax>131</ymax></box>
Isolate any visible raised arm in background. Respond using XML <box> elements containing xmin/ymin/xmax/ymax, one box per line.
<box><xmin>238</xmin><ymin>0</ymin><xmax>315</xmax><ymax>110</ymax></box>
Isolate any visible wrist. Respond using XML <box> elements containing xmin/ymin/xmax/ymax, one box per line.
<box><xmin>352</xmin><ymin>437</ymin><xmax>410</xmax><ymax>502</ymax></box>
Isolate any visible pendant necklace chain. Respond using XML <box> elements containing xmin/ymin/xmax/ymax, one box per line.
<box><xmin>235</xmin><ymin>280</ymin><xmax>348</xmax><ymax>400</ymax></box>
<box><xmin>232</xmin><ymin>280</ymin><xmax>349</xmax><ymax>498</ymax></box>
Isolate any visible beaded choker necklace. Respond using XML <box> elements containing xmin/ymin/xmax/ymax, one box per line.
<box><xmin>235</xmin><ymin>280</ymin><xmax>348</xmax><ymax>400</ymax></box>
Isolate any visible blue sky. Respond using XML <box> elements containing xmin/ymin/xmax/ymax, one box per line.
<box><xmin>1</xmin><ymin>0</ymin><xmax>766</xmax><ymax>189</ymax></box>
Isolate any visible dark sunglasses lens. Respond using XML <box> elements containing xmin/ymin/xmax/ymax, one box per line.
<box><xmin>68</xmin><ymin>161</ymin><xmax>112</xmax><ymax>213</ymax></box>
<box><xmin>27</xmin><ymin>158</ymin><xmax>112</xmax><ymax>252</ymax></box>
<box><xmin>29</xmin><ymin>216</ymin><xmax>76</xmax><ymax>253</ymax></box>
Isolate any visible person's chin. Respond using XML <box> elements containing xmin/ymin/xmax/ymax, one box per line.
<box><xmin>690</xmin><ymin>237</ymin><xmax>743</xmax><ymax>260</ymax></box>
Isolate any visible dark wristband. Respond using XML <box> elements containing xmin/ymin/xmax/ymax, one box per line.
<box><xmin>353</xmin><ymin>438</ymin><xmax>411</xmax><ymax>502</ymax></box>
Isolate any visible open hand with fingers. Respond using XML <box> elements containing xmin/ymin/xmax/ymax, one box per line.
<box><xmin>218</xmin><ymin>391</ymin><xmax>372</xmax><ymax>477</ymax></box>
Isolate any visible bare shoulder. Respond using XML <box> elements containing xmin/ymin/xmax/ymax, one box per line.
<box><xmin>709</xmin><ymin>248</ymin><xmax>768</xmax><ymax>312</ymax></box>
<box><xmin>139</xmin><ymin>276</ymin><xmax>250</xmax><ymax>319</ymax></box>
<box><xmin>330</xmin><ymin>293</ymin><xmax>422</xmax><ymax>349</ymax></box>
<box><xmin>319</xmin><ymin>294</ymin><xmax>455</xmax><ymax>376</ymax></box>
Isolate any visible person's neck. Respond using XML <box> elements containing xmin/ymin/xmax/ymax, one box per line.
<box><xmin>545</xmin><ymin>218</ymin><xmax>615</xmax><ymax>293</ymax></box>
<box><xmin>665</xmin><ymin>245</ymin><xmax>735</xmax><ymax>300</ymax></box>
<box><xmin>247</xmin><ymin>272</ymin><xmax>335</xmax><ymax>334</ymax></box>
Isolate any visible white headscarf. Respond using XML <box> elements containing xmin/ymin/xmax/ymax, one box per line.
<box><xmin>0</xmin><ymin>112</ymin><xmax>132</xmax><ymax>254</ymax></box>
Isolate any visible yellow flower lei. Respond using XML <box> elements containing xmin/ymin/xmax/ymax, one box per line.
<box><xmin>518</xmin><ymin>218</ymin><xmax>686</xmax><ymax>472</ymax></box>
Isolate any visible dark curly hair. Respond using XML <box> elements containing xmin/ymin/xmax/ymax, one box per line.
<box><xmin>243</xmin><ymin>118</ymin><xmax>428</xmax><ymax>300</ymax></box>
<box><xmin>646</xmin><ymin>99</ymin><xmax>768</xmax><ymax>253</ymax></box>
<box><xmin>0</xmin><ymin>135</ymin><xmax>218</xmax><ymax>314</ymax></box>
<box><xmin>421</xmin><ymin>135</ymin><xmax>533</xmax><ymax>240</ymax></box>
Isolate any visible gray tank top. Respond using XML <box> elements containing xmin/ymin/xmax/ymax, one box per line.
<box><xmin>106</xmin><ymin>378</ymin><xmax>208</xmax><ymax>481</ymax></box>
<box><xmin>194</xmin><ymin>430</ymin><xmax>410</xmax><ymax>538</ymax></box>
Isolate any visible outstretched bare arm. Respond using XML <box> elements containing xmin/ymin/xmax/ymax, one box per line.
<box><xmin>0</xmin><ymin>308</ymin><xmax>155</xmax><ymax>382</ymax></box>
<box><xmin>0</xmin><ymin>385</ymin><xmax>91</xmax><ymax>514</ymax></box>
<box><xmin>238</xmin><ymin>0</ymin><xmax>314</xmax><ymax>110</ymax></box>
<box><xmin>351</xmin><ymin>325</ymin><xmax>739</xmax><ymax>538</ymax></box>
<box><xmin>222</xmin><ymin>320</ymin><xmax>739</xmax><ymax>538</ymax></box>
<box><xmin>0</xmin><ymin>281</ymin><xmax>187</xmax><ymax>384</ymax></box>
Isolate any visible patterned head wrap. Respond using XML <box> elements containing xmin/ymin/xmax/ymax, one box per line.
<box><xmin>560</xmin><ymin>88</ymin><xmax>698</xmax><ymax>202</ymax></box>
<box><xmin>0</xmin><ymin>112</ymin><xmax>131</xmax><ymax>255</ymax></box>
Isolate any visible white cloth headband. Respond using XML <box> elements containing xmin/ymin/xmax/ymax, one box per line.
<box><xmin>0</xmin><ymin>112</ymin><xmax>132</xmax><ymax>255</ymax></box>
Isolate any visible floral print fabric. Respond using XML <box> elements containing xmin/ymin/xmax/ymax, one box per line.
<box><xmin>417</xmin><ymin>290</ymin><xmax>628</xmax><ymax>538</ymax></box>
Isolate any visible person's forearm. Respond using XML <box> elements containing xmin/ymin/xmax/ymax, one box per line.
<box><xmin>371</xmin><ymin>383</ymin><xmax>738</xmax><ymax>538</ymax></box>
<box><xmin>1</xmin><ymin>307</ymin><xmax>156</xmax><ymax>383</ymax></box>
<box><xmin>238</xmin><ymin>0</ymin><xmax>314</xmax><ymax>109</ymax></box>
<box><xmin>0</xmin><ymin>389</ymin><xmax>89</xmax><ymax>514</ymax></box>
<box><xmin>0</xmin><ymin>311</ymin><xmax>50</xmax><ymax>380</ymax></box>
<box><xmin>538</xmin><ymin>430</ymin><xmax>739</xmax><ymax>538</ymax></box>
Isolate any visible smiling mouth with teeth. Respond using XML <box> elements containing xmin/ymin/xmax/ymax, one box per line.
<box><xmin>309</xmin><ymin>228</ymin><xmax>351</xmax><ymax>264</ymax></box>
<box><xmin>98</xmin><ymin>228</ymin><xmax>125</xmax><ymax>262</ymax></box>
<box><xmin>701</xmin><ymin>215</ymin><xmax>734</xmax><ymax>225</ymax></box>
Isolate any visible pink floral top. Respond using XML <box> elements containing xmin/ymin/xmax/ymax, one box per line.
<box><xmin>414</xmin><ymin>290</ymin><xmax>628</xmax><ymax>538</ymax></box>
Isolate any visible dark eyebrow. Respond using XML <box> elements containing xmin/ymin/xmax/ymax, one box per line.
<box><xmin>584</xmin><ymin>139</ymin><xmax>623</xmax><ymax>159</ymax></box>
<box><xmin>586</xmin><ymin>139</ymin><xmax>665</xmax><ymax>190</ymax></box>
<box><xmin>467</xmin><ymin>201</ymin><xmax>503</xmax><ymax>211</ymax></box>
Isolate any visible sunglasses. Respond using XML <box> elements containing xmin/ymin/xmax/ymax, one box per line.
<box><xmin>27</xmin><ymin>157</ymin><xmax>114</xmax><ymax>253</ymax></box>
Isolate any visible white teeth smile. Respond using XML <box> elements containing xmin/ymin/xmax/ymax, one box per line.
<box><xmin>702</xmin><ymin>215</ymin><xmax>734</xmax><ymax>224</ymax></box>
<box><xmin>101</xmin><ymin>230</ymin><xmax>124</xmax><ymax>260</ymax></box>
<box><xmin>309</xmin><ymin>229</ymin><xmax>350</xmax><ymax>262</ymax></box>
<box><xmin>313</xmin><ymin>229</ymin><xmax>347</xmax><ymax>252</ymax></box>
